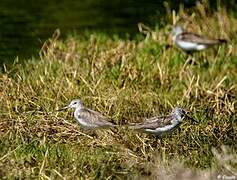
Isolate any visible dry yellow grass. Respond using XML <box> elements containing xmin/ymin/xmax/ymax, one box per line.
<box><xmin>0</xmin><ymin>1</ymin><xmax>236</xmax><ymax>179</ymax></box>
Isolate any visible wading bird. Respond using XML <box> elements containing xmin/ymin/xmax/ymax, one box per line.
<box><xmin>128</xmin><ymin>107</ymin><xmax>197</xmax><ymax>137</ymax></box>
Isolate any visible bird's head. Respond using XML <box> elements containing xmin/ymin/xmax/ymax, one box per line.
<box><xmin>172</xmin><ymin>107</ymin><xmax>186</xmax><ymax>122</ymax></box>
<box><xmin>171</xmin><ymin>25</ymin><xmax>183</xmax><ymax>42</ymax></box>
<box><xmin>67</xmin><ymin>99</ymin><xmax>83</xmax><ymax>109</ymax></box>
<box><xmin>172</xmin><ymin>107</ymin><xmax>197</xmax><ymax>124</ymax></box>
<box><xmin>57</xmin><ymin>99</ymin><xmax>84</xmax><ymax>111</ymax></box>
<box><xmin>172</xmin><ymin>26</ymin><xmax>183</xmax><ymax>35</ymax></box>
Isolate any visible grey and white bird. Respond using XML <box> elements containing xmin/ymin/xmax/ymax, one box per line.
<box><xmin>60</xmin><ymin>99</ymin><xmax>116</xmax><ymax>129</ymax></box>
<box><xmin>172</xmin><ymin>26</ymin><xmax>226</xmax><ymax>53</ymax></box>
<box><xmin>128</xmin><ymin>107</ymin><xmax>197</xmax><ymax>136</ymax></box>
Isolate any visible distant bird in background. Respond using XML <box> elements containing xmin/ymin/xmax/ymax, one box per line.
<box><xmin>60</xmin><ymin>99</ymin><xmax>116</xmax><ymax>129</ymax></box>
<box><xmin>128</xmin><ymin>107</ymin><xmax>197</xmax><ymax>137</ymax></box>
<box><xmin>172</xmin><ymin>26</ymin><xmax>227</xmax><ymax>53</ymax></box>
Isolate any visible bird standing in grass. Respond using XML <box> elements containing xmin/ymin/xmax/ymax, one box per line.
<box><xmin>128</xmin><ymin>107</ymin><xmax>197</xmax><ymax>137</ymax></box>
<box><xmin>60</xmin><ymin>99</ymin><xmax>116</xmax><ymax>129</ymax></box>
<box><xmin>172</xmin><ymin>26</ymin><xmax>227</xmax><ymax>53</ymax></box>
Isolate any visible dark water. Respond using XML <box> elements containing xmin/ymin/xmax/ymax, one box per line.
<box><xmin>0</xmin><ymin>0</ymin><xmax>234</xmax><ymax>65</ymax></box>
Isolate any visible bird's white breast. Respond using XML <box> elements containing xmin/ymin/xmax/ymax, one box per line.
<box><xmin>77</xmin><ymin>117</ymin><xmax>90</xmax><ymax>127</ymax></box>
<box><xmin>176</xmin><ymin>40</ymin><xmax>208</xmax><ymax>51</ymax></box>
<box><xmin>145</xmin><ymin>122</ymin><xmax>180</xmax><ymax>135</ymax></box>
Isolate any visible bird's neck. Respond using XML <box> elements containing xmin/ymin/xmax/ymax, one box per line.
<box><xmin>172</xmin><ymin>113</ymin><xmax>182</xmax><ymax>123</ymax></box>
<box><xmin>172</xmin><ymin>34</ymin><xmax>177</xmax><ymax>42</ymax></box>
<box><xmin>173</xmin><ymin>30</ymin><xmax>182</xmax><ymax>42</ymax></box>
<box><xmin>74</xmin><ymin>106</ymin><xmax>83</xmax><ymax>115</ymax></box>
<box><xmin>76</xmin><ymin>104</ymin><xmax>84</xmax><ymax>110</ymax></box>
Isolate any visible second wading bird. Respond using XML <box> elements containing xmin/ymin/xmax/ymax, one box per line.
<box><xmin>128</xmin><ymin>107</ymin><xmax>197</xmax><ymax>137</ymax></box>
<box><xmin>172</xmin><ymin>26</ymin><xmax>227</xmax><ymax>53</ymax></box>
<box><xmin>60</xmin><ymin>99</ymin><xmax>116</xmax><ymax>129</ymax></box>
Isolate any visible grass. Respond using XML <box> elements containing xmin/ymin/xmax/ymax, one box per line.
<box><xmin>0</xmin><ymin>2</ymin><xmax>237</xmax><ymax>179</ymax></box>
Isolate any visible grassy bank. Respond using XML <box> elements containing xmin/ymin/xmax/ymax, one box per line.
<box><xmin>0</xmin><ymin>3</ymin><xmax>237</xmax><ymax>179</ymax></box>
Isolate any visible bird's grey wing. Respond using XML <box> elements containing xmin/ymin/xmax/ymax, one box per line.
<box><xmin>129</xmin><ymin>115</ymin><xmax>173</xmax><ymax>130</ymax></box>
<box><xmin>77</xmin><ymin>109</ymin><xmax>96</xmax><ymax>126</ymax></box>
<box><xmin>178</xmin><ymin>32</ymin><xmax>225</xmax><ymax>45</ymax></box>
<box><xmin>145</xmin><ymin>115</ymin><xmax>168</xmax><ymax>123</ymax></box>
<box><xmin>85</xmin><ymin>108</ymin><xmax>115</xmax><ymax>127</ymax></box>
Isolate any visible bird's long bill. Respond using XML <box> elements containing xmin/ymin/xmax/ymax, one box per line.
<box><xmin>56</xmin><ymin>106</ymin><xmax>69</xmax><ymax>111</ymax></box>
<box><xmin>186</xmin><ymin>114</ymin><xmax>198</xmax><ymax>125</ymax></box>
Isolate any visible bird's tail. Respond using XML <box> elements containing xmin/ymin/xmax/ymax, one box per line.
<box><xmin>100</xmin><ymin>121</ymin><xmax>119</xmax><ymax>129</ymax></box>
<box><xmin>217</xmin><ymin>39</ymin><xmax>227</xmax><ymax>44</ymax></box>
<box><xmin>106</xmin><ymin>122</ymin><xmax>119</xmax><ymax>128</ymax></box>
<box><xmin>126</xmin><ymin>123</ymin><xmax>145</xmax><ymax>130</ymax></box>
<box><xmin>111</xmin><ymin>124</ymin><xmax>119</xmax><ymax>127</ymax></box>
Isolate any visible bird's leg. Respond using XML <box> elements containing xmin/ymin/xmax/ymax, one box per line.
<box><xmin>177</xmin><ymin>127</ymin><xmax>182</xmax><ymax>135</ymax></box>
<box><xmin>155</xmin><ymin>136</ymin><xmax>162</xmax><ymax>149</ymax></box>
<box><xmin>179</xmin><ymin>52</ymin><xmax>196</xmax><ymax>79</ymax></box>
<box><xmin>179</xmin><ymin>57</ymin><xmax>190</xmax><ymax>79</ymax></box>
<box><xmin>186</xmin><ymin>52</ymin><xmax>196</xmax><ymax>65</ymax></box>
